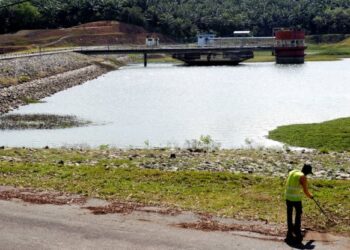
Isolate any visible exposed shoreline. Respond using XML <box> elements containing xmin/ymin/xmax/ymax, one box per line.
<box><xmin>0</xmin><ymin>147</ymin><xmax>349</xmax><ymax>180</ymax></box>
<box><xmin>0</xmin><ymin>53</ymin><xmax>122</xmax><ymax>115</ymax></box>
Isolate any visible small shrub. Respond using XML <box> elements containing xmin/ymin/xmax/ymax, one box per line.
<box><xmin>18</xmin><ymin>75</ymin><xmax>31</xmax><ymax>83</ymax></box>
<box><xmin>99</xmin><ymin>144</ymin><xmax>110</xmax><ymax>150</ymax></box>
<box><xmin>21</xmin><ymin>97</ymin><xmax>45</xmax><ymax>104</ymax></box>
<box><xmin>185</xmin><ymin>135</ymin><xmax>221</xmax><ymax>152</ymax></box>
<box><xmin>244</xmin><ymin>138</ymin><xmax>253</xmax><ymax>148</ymax></box>
<box><xmin>319</xmin><ymin>147</ymin><xmax>329</xmax><ymax>154</ymax></box>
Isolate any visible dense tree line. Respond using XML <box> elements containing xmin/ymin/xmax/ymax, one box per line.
<box><xmin>0</xmin><ymin>0</ymin><xmax>349</xmax><ymax>41</ymax></box>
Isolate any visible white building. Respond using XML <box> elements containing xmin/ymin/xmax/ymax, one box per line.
<box><xmin>145</xmin><ymin>36</ymin><xmax>160</xmax><ymax>47</ymax></box>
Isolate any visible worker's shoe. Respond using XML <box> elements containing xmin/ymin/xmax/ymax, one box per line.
<box><xmin>284</xmin><ymin>233</ymin><xmax>295</xmax><ymax>244</ymax></box>
<box><xmin>295</xmin><ymin>234</ymin><xmax>303</xmax><ymax>244</ymax></box>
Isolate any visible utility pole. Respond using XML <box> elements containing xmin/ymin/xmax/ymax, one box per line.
<box><xmin>144</xmin><ymin>53</ymin><xmax>148</xmax><ymax>67</ymax></box>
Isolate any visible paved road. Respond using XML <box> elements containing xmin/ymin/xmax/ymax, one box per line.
<box><xmin>0</xmin><ymin>200</ymin><xmax>348</xmax><ymax>250</ymax></box>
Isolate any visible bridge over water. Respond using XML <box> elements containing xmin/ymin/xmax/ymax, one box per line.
<box><xmin>0</xmin><ymin>36</ymin><xmax>305</xmax><ymax>65</ymax></box>
<box><xmin>75</xmin><ymin>37</ymin><xmax>276</xmax><ymax>66</ymax></box>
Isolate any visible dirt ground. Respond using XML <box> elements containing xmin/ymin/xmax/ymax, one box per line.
<box><xmin>0</xmin><ymin>21</ymin><xmax>173</xmax><ymax>53</ymax></box>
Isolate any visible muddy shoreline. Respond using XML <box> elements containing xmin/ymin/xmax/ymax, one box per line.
<box><xmin>0</xmin><ymin>52</ymin><xmax>122</xmax><ymax>115</ymax></box>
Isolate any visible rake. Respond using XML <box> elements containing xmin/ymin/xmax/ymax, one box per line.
<box><xmin>311</xmin><ymin>197</ymin><xmax>337</xmax><ymax>227</ymax></box>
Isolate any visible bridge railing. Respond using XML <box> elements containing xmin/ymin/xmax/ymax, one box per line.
<box><xmin>211</xmin><ymin>37</ymin><xmax>275</xmax><ymax>48</ymax></box>
<box><xmin>74</xmin><ymin>44</ymin><xmax>200</xmax><ymax>51</ymax></box>
<box><xmin>75</xmin><ymin>37</ymin><xmax>275</xmax><ymax>52</ymax></box>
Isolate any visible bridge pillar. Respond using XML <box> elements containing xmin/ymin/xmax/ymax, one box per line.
<box><xmin>144</xmin><ymin>53</ymin><xmax>148</xmax><ymax>67</ymax></box>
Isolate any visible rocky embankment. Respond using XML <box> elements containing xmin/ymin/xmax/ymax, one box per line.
<box><xmin>1</xmin><ymin>147</ymin><xmax>349</xmax><ymax>180</ymax></box>
<box><xmin>0</xmin><ymin>53</ymin><xmax>121</xmax><ymax>114</ymax></box>
<box><xmin>134</xmin><ymin>148</ymin><xmax>350</xmax><ymax>180</ymax></box>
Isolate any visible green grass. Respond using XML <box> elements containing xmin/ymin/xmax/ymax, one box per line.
<box><xmin>247</xmin><ymin>51</ymin><xmax>275</xmax><ymax>63</ymax></box>
<box><xmin>0</xmin><ymin>148</ymin><xmax>349</xmax><ymax>234</ymax></box>
<box><xmin>307</xmin><ymin>37</ymin><xmax>350</xmax><ymax>59</ymax></box>
<box><xmin>21</xmin><ymin>97</ymin><xmax>45</xmax><ymax>104</ymax></box>
<box><xmin>269</xmin><ymin>117</ymin><xmax>350</xmax><ymax>151</ymax></box>
<box><xmin>128</xmin><ymin>54</ymin><xmax>181</xmax><ymax>64</ymax></box>
<box><xmin>304</xmin><ymin>54</ymin><xmax>340</xmax><ymax>61</ymax></box>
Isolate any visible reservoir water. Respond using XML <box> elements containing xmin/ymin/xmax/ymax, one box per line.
<box><xmin>1</xmin><ymin>60</ymin><xmax>350</xmax><ymax>148</ymax></box>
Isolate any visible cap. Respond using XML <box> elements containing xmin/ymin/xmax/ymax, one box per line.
<box><xmin>302</xmin><ymin>164</ymin><xmax>313</xmax><ymax>175</ymax></box>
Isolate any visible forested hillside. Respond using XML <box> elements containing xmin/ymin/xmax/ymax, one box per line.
<box><xmin>0</xmin><ymin>0</ymin><xmax>349</xmax><ymax>41</ymax></box>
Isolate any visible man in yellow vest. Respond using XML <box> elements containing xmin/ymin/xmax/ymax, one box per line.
<box><xmin>285</xmin><ymin>164</ymin><xmax>313</xmax><ymax>244</ymax></box>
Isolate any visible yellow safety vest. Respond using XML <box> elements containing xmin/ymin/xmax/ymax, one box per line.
<box><xmin>285</xmin><ymin>170</ymin><xmax>304</xmax><ymax>202</ymax></box>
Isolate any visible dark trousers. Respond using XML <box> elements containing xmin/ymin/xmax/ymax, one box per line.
<box><xmin>286</xmin><ymin>200</ymin><xmax>303</xmax><ymax>239</ymax></box>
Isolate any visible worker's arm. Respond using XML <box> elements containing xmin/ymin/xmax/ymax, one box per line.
<box><xmin>300</xmin><ymin>176</ymin><xmax>313</xmax><ymax>199</ymax></box>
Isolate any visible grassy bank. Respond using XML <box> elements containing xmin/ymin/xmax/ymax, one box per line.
<box><xmin>269</xmin><ymin>117</ymin><xmax>350</xmax><ymax>152</ymax></box>
<box><xmin>0</xmin><ymin>148</ymin><xmax>349</xmax><ymax>234</ymax></box>
<box><xmin>307</xmin><ymin>37</ymin><xmax>350</xmax><ymax>57</ymax></box>
<box><xmin>128</xmin><ymin>54</ymin><xmax>180</xmax><ymax>64</ymax></box>
<box><xmin>303</xmin><ymin>37</ymin><xmax>350</xmax><ymax>61</ymax></box>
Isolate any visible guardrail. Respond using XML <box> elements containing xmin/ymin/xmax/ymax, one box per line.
<box><xmin>0</xmin><ymin>47</ymin><xmax>74</xmax><ymax>60</ymax></box>
<box><xmin>74</xmin><ymin>43</ymin><xmax>275</xmax><ymax>53</ymax></box>
<box><xmin>212</xmin><ymin>37</ymin><xmax>275</xmax><ymax>48</ymax></box>
<box><xmin>74</xmin><ymin>44</ymin><xmax>198</xmax><ymax>51</ymax></box>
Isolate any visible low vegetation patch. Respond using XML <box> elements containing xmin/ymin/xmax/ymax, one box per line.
<box><xmin>128</xmin><ymin>54</ymin><xmax>180</xmax><ymax>64</ymax></box>
<box><xmin>0</xmin><ymin>114</ymin><xmax>92</xmax><ymax>130</ymax></box>
<box><xmin>269</xmin><ymin>117</ymin><xmax>350</xmax><ymax>151</ymax></box>
<box><xmin>0</xmin><ymin>77</ymin><xmax>18</xmax><ymax>87</ymax></box>
<box><xmin>21</xmin><ymin>97</ymin><xmax>46</xmax><ymax>104</ymax></box>
<box><xmin>247</xmin><ymin>51</ymin><xmax>275</xmax><ymax>63</ymax></box>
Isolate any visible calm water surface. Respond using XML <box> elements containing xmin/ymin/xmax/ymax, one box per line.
<box><xmin>1</xmin><ymin>60</ymin><xmax>350</xmax><ymax>148</ymax></box>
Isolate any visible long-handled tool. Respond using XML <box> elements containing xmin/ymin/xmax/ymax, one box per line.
<box><xmin>311</xmin><ymin>197</ymin><xmax>337</xmax><ymax>226</ymax></box>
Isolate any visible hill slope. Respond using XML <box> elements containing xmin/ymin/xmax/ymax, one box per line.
<box><xmin>0</xmin><ymin>21</ymin><xmax>173</xmax><ymax>53</ymax></box>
